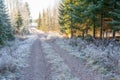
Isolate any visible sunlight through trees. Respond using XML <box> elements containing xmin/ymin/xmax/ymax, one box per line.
<box><xmin>59</xmin><ymin>0</ymin><xmax>120</xmax><ymax>39</ymax></box>
<box><xmin>37</xmin><ymin>7</ymin><xmax>59</xmax><ymax>32</ymax></box>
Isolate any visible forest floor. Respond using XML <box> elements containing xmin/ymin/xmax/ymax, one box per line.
<box><xmin>21</xmin><ymin>28</ymin><xmax>104</xmax><ymax>80</ymax></box>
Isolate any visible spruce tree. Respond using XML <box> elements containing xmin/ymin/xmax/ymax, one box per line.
<box><xmin>37</xmin><ymin>12</ymin><xmax>41</xmax><ymax>29</ymax></box>
<box><xmin>0</xmin><ymin>0</ymin><xmax>14</xmax><ymax>45</ymax></box>
<box><xmin>59</xmin><ymin>2</ymin><xmax>67</xmax><ymax>33</ymax></box>
<box><xmin>22</xmin><ymin>2</ymin><xmax>31</xmax><ymax>26</ymax></box>
<box><xmin>15</xmin><ymin>11</ymin><xmax>23</xmax><ymax>33</ymax></box>
<box><xmin>59</xmin><ymin>0</ymin><xmax>76</xmax><ymax>38</ymax></box>
<box><xmin>109</xmin><ymin>1</ymin><xmax>120</xmax><ymax>38</ymax></box>
<box><xmin>58</xmin><ymin>0</ymin><xmax>119</xmax><ymax>39</ymax></box>
<box><xmin>83</xmin><ymin>0</ymin><xmax>99</xmax><ymax>38</ymax></box>
<box><xmin>0</xmin><ymin>20</ymin><xmax>7</xmax><ymax>45</ymax></box>
<box><xmin>71</xmin><ymin>0</ymin><xmax>91</xmax><ymax>38</ymax></box>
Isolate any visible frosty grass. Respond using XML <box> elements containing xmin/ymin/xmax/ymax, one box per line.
<box><xmin>0</xmin><ymin>35</ymin><xmax>37</xmax><ymax>80</ymax></box>
<box><xmin>40</xmin><ymin>37</ymin><xmax>80</xmax><ymax>80</ymax></box>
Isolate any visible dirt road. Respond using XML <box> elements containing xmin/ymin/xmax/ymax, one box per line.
<box><xmin>21</xmin><ymin>30</ymin><xmax>104</xmax><ymax>80</ymax></box>
<box><xmin>21</xmin><ymin>39</ymin><xmax>49</xmax><ymax>80</ymax></box>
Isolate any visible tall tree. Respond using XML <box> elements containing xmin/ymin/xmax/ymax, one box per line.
<box><xmin>109</xmin><ymin>1</ymin><xmax>120</xmax><ymax>39</ymax></box>
<box><xmin>37</xmin><ymin>12</ymin><xmax>41</xmax><ymax>29</ymax></box>
<box><xmin>83</xmin><ymin>0</ymin><xmax>99</xmax><ymax>38</ymax></box>
<box><xmin>59</xmin><ymin>0</ymin><xmax>75</xmax><ymax>38</ymax></box>
<box><xmin>15</xmin><ymin>11</ymin><xmax>23</xmax><ymax>33</ymax></box>
<box><xmin>71</xmin><ymin>0</ymin><xmax>90</xmax><ymax>38</ymax></box>
<box><xmin>0</xmin><ymin>0</ymin><xmax>14</xmax><ymax>44</ymax></box>
<box><xmin>21</xmin><ymin>2</ymin><xmax>31</xmax><ymax>34</ymax></box>
<box><xmin>21</xmin><ymin>2</ymin><xmax>30</xmax><ymax>26</ymax></box>
<box><xmin>0</xmin><ymin>20</ymin><xmax>7</xmax><ymax>44</ymax></box>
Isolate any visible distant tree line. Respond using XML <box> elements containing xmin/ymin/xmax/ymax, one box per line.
<box><xmin>59</xmin><ymin>0</ymin><xmax>120</xmax><ymax>39</ymax></box>
<box><xmin>37</xmin><ymin>7</ymin><xmax>59</xmax><ymax>32</ymax></box>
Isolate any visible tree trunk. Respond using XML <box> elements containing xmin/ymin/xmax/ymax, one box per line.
<box><xmin>93</xmin><ymin>21</ymin><xmax>96</xmax><ymax>38</ymax></box>
<box><xmin>86</xmin><ymin>29</ymin><xmax>88</xmax><ymax>35</ymax></box>
<box><xmin>103</xmin><ymin>31</ymin><xmax>105</xmax><ymax>39</ymax></box>
<box><xmin>106</xmin><ymin>32</ymin><xmax>108</xmax><ymax>39</ymax></box>
<box><xmin>70</xmin><ymin>28</ymin><xmax>73</xmax><ymax>38</ymax></box>
<box><xmin>113</xmin><ymin>30</ymin><xmax>116</xmax><ymax>39</ymax></box>
<box><xmin>82</xmin><ymin>30</ymin><xmax>85</xmax><ymax>39</ymax></box>
<box><xmin>100</xmin><ymin>14</ymin><xmax>103</xmax><ymax>39</ymax></box>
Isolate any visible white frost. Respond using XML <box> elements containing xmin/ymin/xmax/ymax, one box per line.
<box><xmin>0</xmin><ymin>34</ymin><xmax>37</xmax><ymax>80</ymax></box>
<box><xmin>41</xmin><ymin>39</ymin><xmax>80</xmax><ymax>80</ymax></box>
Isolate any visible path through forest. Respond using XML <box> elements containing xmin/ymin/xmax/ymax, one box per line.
<box><xmin>22</xmin><ymin>28</ymin><xmax>104</xmax><ymax>80</ymax></box>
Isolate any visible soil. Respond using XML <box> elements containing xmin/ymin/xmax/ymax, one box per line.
<box><xmin>47</xmin><ymin>40</ymin><xmax>104</xmax><ymax>80</ymax></box>
<box><xmin>21</xmin><ymin>39</ymin><xmax>49</xmax><ymax>80</ymax></box>
<box><xmin>21</xmin><ymin>31</ymin><xmax>104</xmax><ymax>80</ymax></box>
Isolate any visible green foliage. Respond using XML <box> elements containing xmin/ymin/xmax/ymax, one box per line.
<box><xmin>37</xmin><ymin>13</ymin><xmax>41</xmax><ymax>29</ymax></box>
<box><xmin>109</xmin><ymin>2</ymin><xmax>120</xmax><ymax>31</ymax></box>
<box><xmin>0</xmin><ymin>0</ymin><xmax>14</xmax><ymax>45</ymax></box>
<box><xmin>0</xmin><ymin>21</ymin><xmax>7</xmax><ymax>45</ymax></box>
<box><xmin>59</xmin><ymin>0</ymin><xmax>78</xmax><ymax>38</ymax></box>
<box><xmin>59</xmin><ymin>0</ymin><xmax>120</xmax><ymax>39</ymax></box>
<box><xmin>37</xmin><ymin>7</ymin><xmax>59</xmax><ymax>32</ymax></box>
<box><xmin>15</xmin><ymin>11</ymin><xmax>23</xmax><ymax>31</ymax></box>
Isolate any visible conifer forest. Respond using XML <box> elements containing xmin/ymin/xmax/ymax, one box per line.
<box><xmin>0</xmin><ymin>0</ymin><xmax>120</xmax><ymax>80</ymax></box>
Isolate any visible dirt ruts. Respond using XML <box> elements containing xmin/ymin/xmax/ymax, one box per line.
<box><xmin>21</xmin><ymin>31</ymin><xmax>104</xmax><ymax>80</ymax></box>
<box><xmin>47</xmin><ymin>40</ymin><xmax>104</xmax><ymax>80</ymax></box>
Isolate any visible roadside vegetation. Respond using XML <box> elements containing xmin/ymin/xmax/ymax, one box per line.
<box><xmin>0</xmin><ymin>0</ymin><xmax>31</xmax><ymax>79</ymax></box>
<box><xmin>38</xmin><ymin>0</ymin><xmax>120</xmax><ymax>79</ymax></box>
<box><xmin>58</xmin><ymin>0</ymin><xmax>120</xmax><ymax>40</ymax></box>
<box><xmin>57</xmin><ymin>0</ymin><xmax>120</xmax><ymax>79</ymax></box>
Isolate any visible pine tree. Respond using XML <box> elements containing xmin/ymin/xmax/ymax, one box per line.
<box><xmin>109</xmin><ymin>1</ymin><xmax>120</xmax><ymax>39</ymax></box>
<box><xmin>58</xmin><ymin>0</ymin><xmax>120</xmax><ymax>39</ymax></box>
<box><xmin>15</xmin><ymin>11</ymin><xmax>23</xmax><ymax>33</ymax></box>
<box><xmin>70</xmin><ymin>0</ymin><xmax>90</xmax><ymax>38</ymax></box>
<box><xmin>37</xmin><ymin>12</ymin><xmax>41</xmax><ymax>29</ymax></box>
<box><xmin>0</xmin><ymin>20</ymin><xmax>7</xmax><ymax>44</ymax></box>
<box><xmin>53</xmin><ymin>7</ymin><xmax>58</xmax><ymax>31</ymax></box>
<box><xmin>59</xmin><ymin>0</ymin><xmax>75</xmax><ymax>38</ymax></box>
<box><xmin>17</xmin><ymin>2</ymin><xmax>31</xmax><ymax>34</ymax></box>
<box><xmin>77</xmin><ymin>0</ymin><xmax>114</xmax><ymax>39</ymax></box>
<box><xmin>0</xmin><ymin>0</ymin><xmax>14</xmax><ymax>45</ymax></box>
<box><xmin>21</xmin><ymin>2</ymin><xmax>30</xmax><ymax>26</ymax></box>
<box><xmin>83</xmin><ymin>0</ymin><xmax>99</xmax><ymax>38</ymax></box>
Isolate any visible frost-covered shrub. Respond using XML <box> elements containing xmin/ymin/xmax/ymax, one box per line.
<box><xmin>69</xmin><ymin>38</ymin><xmax>78</xmax><ymax>47</ymax></box>
<box><xmin>0</xmin><ymin>49</ymin><xmax>18</xmax><ymax>80</ymax></box>
<box><xmin>0</xmin><ymin>55</ymin><xmax>16</xmax><ymax>73</ymax></box>
<box><xmin>84</xmin><ymin>34</ymin><xmax>93</xmax><ymax>41</ymax></box>
<box><xmin>79</xmin><ymin>42</ymin><xmax>120</xmax><ymax>74</ymax></box>
<box><xmin>46</xmin><ymin>31</ymin><xmax>62</xmax><ymax>40</ymax></box>
<box><xmin>0</xmin><ymin>34</ymin><xmax>37</xmax><ymax>80</ymax></box>
<box><xmin>55</xmin><ymin>36</ymin><xmax>120</xmax><ymax>79</ymax></box>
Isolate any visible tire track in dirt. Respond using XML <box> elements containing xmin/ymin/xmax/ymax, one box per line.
<box><xmin>22</xmin><ymin>39</ymin><xmax>49</xmax><ymax>80</ymax></box>
<box><xmin>47</xmin><ymin>40</ymin><xmax>104</xmax><ymax>80</ymax></box>
<box><xmin>41</xmin><ymin>39</ymin><xmax>80</xmax><ymax>80</ymax></box>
